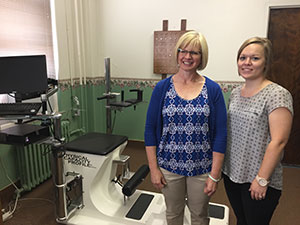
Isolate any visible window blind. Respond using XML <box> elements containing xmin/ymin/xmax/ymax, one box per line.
<box><xmin>0</xmin><ymin>0</ymin><xmax>55</xmax><ymax>78</ymax></box>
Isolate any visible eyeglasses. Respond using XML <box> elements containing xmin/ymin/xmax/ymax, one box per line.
<box><xmin>178</xmin><ymin>48</ymin><xmax>201</xmax><ymax>56</ymax></box>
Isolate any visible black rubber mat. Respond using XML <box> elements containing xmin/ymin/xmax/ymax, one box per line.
<box><xmin>125</xmin><ymin>193</ymin><xmax>154</xmax><ymax>220</ymax></box>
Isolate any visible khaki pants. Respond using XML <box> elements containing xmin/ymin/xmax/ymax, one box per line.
<box><xmin>161</xmin><ymin>168</ymin><xmax>210</xmax><ymax>225</ymax></box>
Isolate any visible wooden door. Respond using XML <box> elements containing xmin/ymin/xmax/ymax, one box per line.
<box><xmin>267</xmin><ymin>7</ymin><xmax>300</xmax><ymax>165</ymax></box>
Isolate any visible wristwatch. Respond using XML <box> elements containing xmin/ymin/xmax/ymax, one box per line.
<box><xmin>255</xmin><ymin>175</ymin><xmax>269</xmax><ymax>187</ymax></box>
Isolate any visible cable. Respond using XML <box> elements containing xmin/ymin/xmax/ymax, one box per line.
<box><xmin>46</xmin><ymin>119</ymin><xmax>64</xmax><ymax>144</ymax></box>
<box><xmin>0</xmin><ymin>156</ymin><xmax>22</xmax><ymax>221</ymax></box>
<box><xmin>111</xmin><ymin>110</ymin><xmax>117</xmax><ymax>133</ymax></box>
<box><xmin>0</xmin><ymin>158</ymin><xmax>56</xmax><ymax>222</ymax></box>
<box><xmin>47</xmin><ymin>99</ymin><xmax>53</xmax><ymax>113</ymax></box>
<box><xmin>6</xmin><ymin>191</ymin><xmax>20</xmax><ymax>219</ymax></box>
<box><xmin>0</xmin><ymin>157</ymin><xmax>21</xmax><ymax>193</ymax></box>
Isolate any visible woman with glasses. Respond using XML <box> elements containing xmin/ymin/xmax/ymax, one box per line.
<box><xmin>222</xmin><ymin>37</ymin><xmax>293</xmax><ymax>225</ymax></box>
<box><xmin>144</xmin><ymin>31</ymin><xmax>227</xmax><ymax>225</ymax></box>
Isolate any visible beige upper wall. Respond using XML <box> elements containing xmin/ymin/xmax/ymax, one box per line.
<box><xmin>53</xmin><ymin>0</ymin><xmax>300</xmax><ymax>82</ymax></box>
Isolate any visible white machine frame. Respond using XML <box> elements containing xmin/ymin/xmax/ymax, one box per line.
<box><xmin>51</xmin><ymin>132</ymin><xmax>229</xmax><ymax>225</ymax></box>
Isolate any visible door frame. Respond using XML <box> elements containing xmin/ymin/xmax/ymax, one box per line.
<box><xmin>265</xmin><ymin>2</ymin><xmax>300</xmax><ymax>36</ymax></box>
<box><xmin>266</xmin><ymin>5</ymin><xmax>300</xmax><ymax>165</ymax></box>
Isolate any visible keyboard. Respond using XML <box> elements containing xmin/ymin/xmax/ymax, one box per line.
<box><xmin>0</xmin><ymin>102</ymin><xmax>42</xmax><ymax>116</ymax></box>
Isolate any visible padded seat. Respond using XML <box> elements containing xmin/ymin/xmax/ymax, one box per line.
<box><xmin>64</xmin><ymin>132</ymin><xmax>128</xmax><ymax>156</ymax></box>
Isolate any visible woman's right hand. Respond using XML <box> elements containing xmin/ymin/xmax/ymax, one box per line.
<box><xmin>150</xmin><ymin>167</ymin><xmax>167</xmax><ymax>190</ymax></box>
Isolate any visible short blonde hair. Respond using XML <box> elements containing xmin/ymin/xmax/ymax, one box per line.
<box><xmin>174</xmin><ymin>31</ymin><xmax>209</xmax><ymax>70</ymax></box>
<box><xmin>237</xmin><ymin>37</ymin><xmax>273</xmax><ymax>76</ymax></box>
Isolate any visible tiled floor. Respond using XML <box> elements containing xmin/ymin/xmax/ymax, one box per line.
<box><xmin>2</xmin><ymin>141</ymin><xmax>300</xmax><ymax>225</ymax></box>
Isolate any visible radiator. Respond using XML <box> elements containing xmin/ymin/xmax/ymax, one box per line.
<box><xmin>16</xmin><ymin>144</ymin><xmax>51</xmax><ymax>191</ymax></box>
<box><xmin>16</xmin><ymin>120</ymin><xmax>71</xmax><ymax>191</ymax></box>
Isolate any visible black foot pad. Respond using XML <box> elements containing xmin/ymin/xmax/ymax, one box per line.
<box><xmin>125</xmin><ymin>193</ymin><xmax>154</xmax><ymax>220</ymax></box>
<box><xmin>209</xmin><ymin>204</ymin><xmax>225</xmax><ymax>219</ymax></box>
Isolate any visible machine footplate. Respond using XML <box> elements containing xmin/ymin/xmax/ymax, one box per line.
<box><xmin>209</xmin><ymin>204</ymin><xmax>225</xmax><ymax>219</ymax></box>
<box><xmin>125</xmin><ymin>193</ymin><xmax>154</xmax><ymax>220</ymax></box>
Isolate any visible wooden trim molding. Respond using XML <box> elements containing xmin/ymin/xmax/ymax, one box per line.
<box><xmin>58</xmin><ymin>77</ymin><xmax>244</xmax><ymax>92</ymax></box>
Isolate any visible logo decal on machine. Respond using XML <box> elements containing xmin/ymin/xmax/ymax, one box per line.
<box><xmin>64</xmin><ymin>153</ymin><xmax>95</xmax><ymax>168</ymax></box>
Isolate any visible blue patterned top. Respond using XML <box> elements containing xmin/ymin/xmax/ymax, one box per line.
<box><xmin>157</xmin><ymin>80</ymin><xmax>211</xmax><ymax>176</ymax></box>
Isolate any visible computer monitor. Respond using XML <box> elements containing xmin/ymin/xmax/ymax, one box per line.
<box><xmin>0</xmin><ymin>55</ymin><xmax>48</xmax><ymax>101</ymax></box>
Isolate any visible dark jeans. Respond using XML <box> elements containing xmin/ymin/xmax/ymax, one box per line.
<box><xmin>223</xmin><ymin>174</ymin><xmax>281</xmax><ymax>225</ymax></box>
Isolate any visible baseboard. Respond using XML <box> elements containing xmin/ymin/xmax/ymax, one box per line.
<box><xmin>282</xmin><ymin>163</ymin><xmax>300</xmax><ymax>168</ymax></box>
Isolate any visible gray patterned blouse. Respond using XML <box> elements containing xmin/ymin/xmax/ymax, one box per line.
<box><xmin>223</xmin><ymin>83</ymin><xmax>293</xmax><ymax>190</ymax></box>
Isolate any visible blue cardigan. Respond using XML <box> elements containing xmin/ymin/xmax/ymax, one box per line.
<box><xmin>144</xmin><ymin>75</ymin><xmax>227</xmax><ymax>154</ymax></box>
